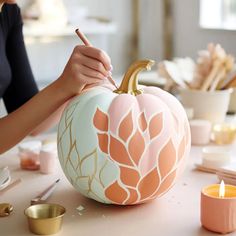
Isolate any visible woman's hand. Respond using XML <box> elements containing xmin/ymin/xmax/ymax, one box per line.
<box><xmin>58</xmin><ymin>45</ymin><xmax>112</xmax><ymax>97</ymax></box>
<box><xmin>0</xmin><ymin>45</ymin><xmax>113</xmax><ymax>154</ymax></box>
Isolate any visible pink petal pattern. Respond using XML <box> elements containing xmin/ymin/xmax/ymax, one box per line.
<box><xmin>138</xmin><ymin>112</ymin><xmax>147</xmax><ymax>132</ymax></box>
<box><xmin>158</xmin><ymin>139</ymin><xmax>176</xmax><ymax>179</ymax></box>
<box><xmin>109</xmin><ymin>135</ymin><xmax>133</xmax><ymax>166</ymax></box>
<box><xmin>138</xmin><ymin>168</ymin><xmax>160</xmax><ymax>200</ymax></box>
<box><xmin>91</xmin><ymin>93</ymin><xmax>190</xmax><ymax>204</ymax></box>
<box><xmin>105</xmin><ymin>181</ymin><xmax>128</xmax><ymax>204</ymax></box>
<box><xmin>118</xmin><ymin>111</ymin><xmax>133</xmax><ymax>142</ymax></box>
<box><xmin>98</xmin><ymin>133</ymin><xmax>108</xmax><ymax>154</ymax></box>
<box><xmin>128</xmin><ymin>129</ymin><xmax>145</xmax><ymax>166</ymax></box>
<box><xmin>120</xmin><ymin>166</ymin><xmax>140</xmax><ymax>187</ymax></box>
<box><xmin>125</xmin><ymin>188</ymin><xmax>139</xmax><ymax>205</ymax></box>
<box><xmin>155</xmin><ymin>170</ymin><xmax>177</xmax><ymax>196</ymax></box>
<box><xmin>149</xmin><ymin>113</ymin><xmax>163</xmax><ymax>140</ymax></box>
<box><xmin>93</xmin><ymin>108</ymin><xmax>108</xmax><ymax>132</ymax></box>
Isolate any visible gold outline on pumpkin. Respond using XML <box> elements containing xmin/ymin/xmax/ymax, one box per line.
<box><xmin>58</xmin><ymin>111</ymin><xmax>113</xmax><ymax>203</ymax></box>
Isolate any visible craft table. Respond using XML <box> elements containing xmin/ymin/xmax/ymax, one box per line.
<box><xmin>0</xmin><ymin>134</ymin><xmax>236</xmax><ymax>236</ymax></box>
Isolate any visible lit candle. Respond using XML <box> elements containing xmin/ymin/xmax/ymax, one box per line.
<box><xmin>201</xmin><ymin>180</ymin><xmax>236</xmax><ymax>234</ymax></box>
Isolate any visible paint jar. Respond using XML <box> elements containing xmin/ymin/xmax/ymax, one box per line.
<box><xmin>39</xmin><ymin>143</ymin><xmax>57</xmax><ymax>174</ymax></box>
<box><xmin>190</xmin><ymin>119</ymin><xmax>212</xmax><ymax>145</ymax></box>
<box><xmin>18</xmin><ymin>141</ymin><xmax>42</xmax><ymax>170</ymax></box>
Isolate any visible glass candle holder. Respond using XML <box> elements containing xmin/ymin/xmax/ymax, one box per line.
<box><xmin>212</xmin><ymin>123</ymin><xmax>236</xmax><ymax>145</ymax></box>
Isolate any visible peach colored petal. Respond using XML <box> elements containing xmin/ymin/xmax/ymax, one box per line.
<box><xmin>105</xmin><ymin>181</ymin><xmax>128</xmax><ymax>204</ymax></box>
<box><xmin>138</xmin><ymin>112</ymin><xmax>147</xmax><ymax>132</ymax></box>
<box><xmin>125</xmin><ymin>188</ymin><xmax>139</xmax><ymax>205</ymax></box>
<box><xmin>138</xmin><ymin>168</ymin><xmax>160</xmax><ymax>200</ymax></box>
<box><xmin>118</xmin><ymin>111</ymin><xmax>133</xmax><ymax>142</ymax></box>
<box><xmin>149</xmin><ymin>113</ymin><xmax>163</xmax><ymax>140</ymax></box>
<box><xmin>108</xmin><ymin>95</ymin><xmax>137</xmax><ymax>134</ymax></box>
<box><xmin>93</xmin><ymin>108</ymin><xmax>108</xmax><ymax>132</ymax></box>
<box><xmin>98</xmin><ymin>133</ymin><xmax>108</xmax><ymax>154</ymax></box>
<box><xmin>128</xmin><ymin>129</ymin><xmax>145</xmax><ymax>166</ymax></box>
<box><xmin>120</xmin><ymin>166</ymin><xmax>140</xmax><ymax>187</ymax></box>
<box><xmin>156</xmin><ymin>170</ymin><xmax>176</xmax><ymax>196</ymax></box>
<box><xmin>110</xmin><ymin>135</ymin><xmax>133</xmax><ymax>166</ymax></box>
<box><xmin>158</xmin><ymin>139</ymin><xmax>176</xmax><ymax>179</ymax></box>
<box><xmin>178</xmin><ymin>136</ymin><xmax>185</xmax><ymax>162</ymax></box>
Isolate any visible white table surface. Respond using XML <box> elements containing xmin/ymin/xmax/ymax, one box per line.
<box><xmin>0</xmin><ymin>134</ymin><xmax>236</xmax><ymax>236</ymax></box>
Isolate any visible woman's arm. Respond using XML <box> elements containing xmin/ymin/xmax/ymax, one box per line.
<box><xmin>0</xmin><ymin>79</ymin><xmax>69</xmax><ymax>153</ymax></box>
<box><xmin>0</xmin><ymin>45</ymin><xmax>113</xmax><ymax>154</ymax></box>
<box><xmin>29</xmin><ymin>102</ymin><xmax>68</xmax><ymax>136</ymax></box>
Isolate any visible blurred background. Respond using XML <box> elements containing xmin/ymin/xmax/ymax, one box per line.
<box><xmin>16</xmin><ymin>0</ymin><xmax>236</xmax><ymax>86</ymax></box>
<box><xmin>1</xmin><ymin>0</ymin><xmax>236</xmax><ymax>118</ymax></box>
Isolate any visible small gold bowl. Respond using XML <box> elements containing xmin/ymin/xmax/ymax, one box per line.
<box><xmin>212</xmin><ymin>123</ymin><xmax>236</xmax><ymax>145</ymax></box>
<box><xmin>24</xmin><ymin>203</ymin><xmax>66</xmax><ymax>235</ymax></box>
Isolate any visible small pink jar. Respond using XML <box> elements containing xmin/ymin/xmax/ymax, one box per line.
<box><xmin>39</xmin><ymin>143</ymin><xmax>57</xmax><ymax>174</ymax></box>
<box><xmin>190</xmin><ymin>119</ymin><xmax>212</xmax><ymax>145</ymax></box>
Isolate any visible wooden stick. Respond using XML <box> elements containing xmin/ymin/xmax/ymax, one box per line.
<box><xmin>216</xmin><ymin>171</ymin><xmax>236</xmax><ymax>180</ymax></box>
<box><xmin>221</xmin><ymin>75</ymin><xmax>236</xmax><ymax>89</ymax></box>
<box><xmin>209</xmin><ymin>67</ymin><xmax>226</xmax><ymax>91</ymax></box>
<box><xmin>75</xmin><ymin>28</ymin><xmax>92</xmax><ymax>47</ymax></box>
<box><xmin>75</xmin><ymin>28</ymin><xmax>118</xmax><ymax>89</ymax></box>
<box><xmin>194</xmin><ymin>164</ymin><xmax>217</xmax><ymax>174</ymax></box>
<box><xmin>201</xmin><ymin>60</ymin><xmax>222</xmax><ymax>91</ymax></box>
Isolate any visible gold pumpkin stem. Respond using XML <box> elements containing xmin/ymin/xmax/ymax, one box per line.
<box><xmin>114</xmin><ymin>60</ymin><xmax>155</xmax><ymax>96</ymax></box>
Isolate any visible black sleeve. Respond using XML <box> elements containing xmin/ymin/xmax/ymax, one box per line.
<box><xmin>3</xmin><ymin>5</ymin><xmax>38</xmax><ymax>113</ymax></box>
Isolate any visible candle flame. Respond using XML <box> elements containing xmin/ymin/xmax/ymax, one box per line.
<box><xmin>219</xmin><ymin>180</ymin><xmax>225</xmax><ymax>198</ymax></box>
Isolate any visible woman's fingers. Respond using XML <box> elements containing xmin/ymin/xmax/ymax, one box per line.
<box><xmin>59</xmin><ymin>45</ymin><xmax>113</xmax><ymax>96</ymax></box>
<box><xmin>75</xmin><ymin>53</ymin><xmax>110</xmax><ymax>78</ymax></box>
<box><xmin>77</xmin><ymin>64</ymin><xmax>107</xmax><ymax>81</ymax></box>
<box><xmin>75</xmin><ymin>45</ymin><xmax>112</xmax><ymax>72</ymax></box>
<box><xmin>79</xmin><ymin>74</ymin><xmax>104</xmax><ymax>85</ymax></box>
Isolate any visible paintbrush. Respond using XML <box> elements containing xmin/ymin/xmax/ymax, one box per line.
<box><xmin>75</xmin><ymin>28</ymin><xmax>117</xmax><ymax>89</ymax></box>
<box><xmin>31</xmin><ymin>179</ymin><xmax>60</xmax><ymax>205</ymax></box>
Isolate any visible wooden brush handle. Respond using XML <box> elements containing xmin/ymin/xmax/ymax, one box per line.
<box><xmin>222</xmin><ymin>75</ymin><xmax>236</xmax><ymax>89</ymax></box>
<box><xmin>209</xmin><ymin>67</ymin><xmax>226</xmax><ymax>91</ymax></box>
<box><xmin>200</xmin><ymin>61</ymin><xmax>221</xmax><ymax>91</ymax></box>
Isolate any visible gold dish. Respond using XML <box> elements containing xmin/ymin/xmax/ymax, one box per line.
<box><xmin>24</xmin><ymin>203</ymin><xmax>65</xmax><ymax>235</ymax></box>
<box><xmin>0</xmin><ymin>203</ymin><xmax>13</xmax><ymax>217</ymax></box>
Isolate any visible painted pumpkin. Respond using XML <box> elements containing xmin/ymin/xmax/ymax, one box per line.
<box><xmin>57</xmin><ymin>60</ymin><xmax>191</xmax><ymax>205</ymax></box>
